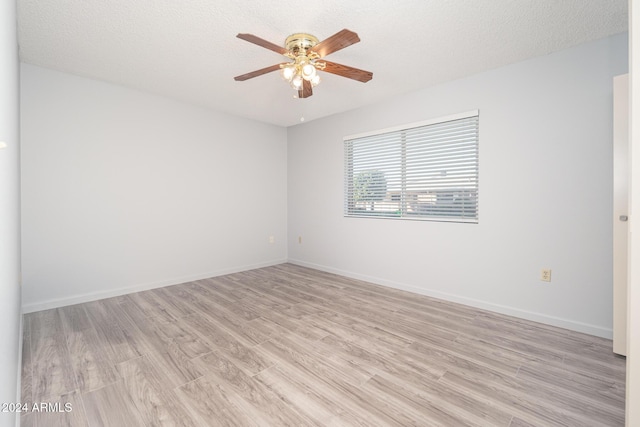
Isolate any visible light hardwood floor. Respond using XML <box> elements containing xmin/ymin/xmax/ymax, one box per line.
<box><xmin>21</xmin><ymin>264</ymin><xmax>625</xmax><ymax>426</ymax></box>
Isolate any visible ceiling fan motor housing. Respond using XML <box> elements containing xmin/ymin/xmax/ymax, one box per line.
<box><xmin>285</xmin><ymin>33</ymin><xmax>319</xmax><ymax>57</ymax></box>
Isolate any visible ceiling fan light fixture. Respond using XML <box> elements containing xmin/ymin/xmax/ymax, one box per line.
<box><xmin>301</xmin><ymin>63</ymin><xmax>316</xmax><ymax>80</ymax></box>
<box><xmin>291</xmin><ymin>74</ymin><xmax>303</xmax><ymax>89</ymax></box>
<box><xmin>311</xmin><ymin>74</ymin><xmax>321</xmax><ymax>87</ymax></box>
<box><xmin>281</xmin><ymin>66</ymin><xmax>295</xmax><ymax>80</ymax></box>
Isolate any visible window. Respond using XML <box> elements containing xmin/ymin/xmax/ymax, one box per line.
<box><xmin>344</xmin><ymin>111</ymin><xmax>479</xmax><ymax>223</ymax></box>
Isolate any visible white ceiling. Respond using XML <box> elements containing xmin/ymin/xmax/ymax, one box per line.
<box><xmin>17</xmin><ymin>0</ymin><xmax>628</xmax><ymax>127</ymax></box>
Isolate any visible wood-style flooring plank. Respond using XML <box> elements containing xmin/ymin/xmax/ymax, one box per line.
<box><xmin>145</xmin><ymin>341</ymin><xmax>205</xmax><ymax>389</ymax></box>
<box><xmin>254</xmin><ymin>365</ymin><xmax>341</xmax><ymax>426</ymax></box>
<box><xmin>517</xmin><ymin>362</ymin><xmax>625</xmax><ymax>410</ymax></box>
<box><xmin>199</xmin><ymin>277</ymin><xmax>250</xmax><ymax>302</ymax></box>
<box><xmin>257</xmin><ymin>363</ymin><xmax>379</xmax><ymax>427</ymax></box>
<box><xmin>116</xmin><ymin>355</ymin><xmax>199</xmax><ymax>427</ymax></box>
<box><xmin>193</xmin><ymin>351</ymin><xmax>321</xmax><ymax>426</ymax></box>
<box><xmin>363</xmin><ymin>373</ymin><xmax>508</xmax><ymax>427</ymax></box>
<box><xmin>311</xmin><ymin>332</ymin><xmax>446</xmax><ymax>383</ymax></box>
<box><xmin>173</xmin><ymin>292</ymin><xmax>269</xmax><ymax>346</ymax></box>
<box><xmin>95</xmin><ymin>298</ymin><xmax>150</xmax><ymax>357</ymax></box>
<box><xmin>372</xmin><ymin>369</ymin><xmax>513</xmax><ymax>426</ymax></box>
<box><xmin>257</xmin><ymin>335</ymin><xmax>423</xmax><ymax>426</ymax></box>
<box><xmin>180</xmin><ymin>313</ymin><xmax>273</xmax><ymax>376</ymax></box>
<box><xmin>59</xmin><ymin>303</ymin><xmax>119</xmax><ymax>394</ymax></box>
<box><xmin>318</xmin><ymin>310</ymin><xmax>417</xmax><ymax>348</ymax></box>
<box><xmin>124</xmin><ymin>291</ymin><xmax>180</xmax><ymax>323</ymax></box>
<box><xmin>83</xmin><ymin>380</ymin><xmax>146</xmax><ymax>427</ymax></box>
<box><xmin>114</xmin><ymin>299</ymin><xmax>178</xmax><ymax>355</ymax></box>
<box><xmin>63</xmin><ymin>328</ymin><xmax>119</xmax><ymax>393</ymax></box>
<box><xmin>29</xmin><ymin>309</ymin><xmax>78</xmax><ymax>401</ymax></box>
<box><xmin>259</xmin><ymin>333</ymin><xmax>373</xmax><ymax>388</ymax></box>
<box><xmin>153</xmin><ymin>319</ymin><xmax>212</xmax><ymax>359</ymax></box>
<box><xmin>176</xmin><ymin>375</ymin><xmax>263</xmax><ymax>427</ymax></box>
<box><xmin>150</xmin><ymin>286</ymin><xmax>197</xmax><ymax>317</ymax></box>
<box><xmin>58</xmin><ymin>304</ymin><xmax>94</xmax><ymax>332</ymax></box>
<box><xmin>83</xmin><ymin>300</ymin><xmax>142</xmax><ymax>364</ymax></box>
<box><xmin>439</xmin><ymin>368</ymin><xmax>618</xmax><ymax>427</ymax></box>
<box><xmin>509</xmin><ymin>416</ymin><xmax>538</xmax><ymax>427</ymax></box>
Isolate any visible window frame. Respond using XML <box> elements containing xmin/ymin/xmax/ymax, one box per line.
<box><xmin>344</xmin><ymin>110</ymin><xmax>479</xmax><ymax>223</ymax></box>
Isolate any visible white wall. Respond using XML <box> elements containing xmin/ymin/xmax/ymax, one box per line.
<box><xmin>0</xmin><ymin>0</ymin><xmax>21</xmax><ymax>426</ymax></box>
<box><xmin>288</xmin><ymin>33</ymin><xmax>628</xmax><ymax>338</ymax></box>
<box><xmin>21</xmin><ymin>64</ymin><xmax>288</xmax><ymax>311</ymax></box>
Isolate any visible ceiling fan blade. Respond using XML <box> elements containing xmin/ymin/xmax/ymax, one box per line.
<box><xmin>236</xmin><ymin>33</ymin><xmax>288</xmax><ymax>55</ymax></box>
<box><xmin>298</xmin><ymin>80</ymin><xmax>313</xmax><ymax>98</ymax></box>
<box><xmin>320</xmin><ymin>60</ymin><xmax>373</xmax><ymax>83</ymax></box>
<box><xmin>234</xmin><ymin>64</ymin><xmax>283</xmax><ymax>81</ymax></box>
<box><xmin>311</xmin><ymin>29</ymin><xmax>360</xmax><ymax>58</ymax></box>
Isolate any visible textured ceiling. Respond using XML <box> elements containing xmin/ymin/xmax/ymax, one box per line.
<box><xmin>18</xmin><ymin>0</ymin><xmax>628</xmax><ymax>127</ymax></box>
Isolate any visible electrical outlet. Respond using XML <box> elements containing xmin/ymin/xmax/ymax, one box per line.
<box><xmin>540</xmin><ymin>269</ymin><xmax>552</xmax><ymax>282</ymax></box>
<box><xmin>269</xmin><ymin>236</ymin><xmax>275</xmax><ymax>244</ymax></box>
<box><xmin>298</xmin><ymin>236</ymin><xmax>302</xmax><ymax>244</ymax></box>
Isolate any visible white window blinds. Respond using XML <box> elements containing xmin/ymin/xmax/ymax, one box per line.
<box><xmin>344</xmin><ymin>111</ymin><xmax>479</xmax><ymax>222</ymax></box>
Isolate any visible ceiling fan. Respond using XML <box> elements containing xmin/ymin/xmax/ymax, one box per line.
<box><xmin>234</xmin><ymin>29</ymin><xmax>373</xmax><ymax>99</ymax></box>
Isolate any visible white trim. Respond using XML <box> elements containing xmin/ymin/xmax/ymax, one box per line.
<box><xmin>287</xmin><ymin>258</ymin><xmax>613</xmax><ymax>339</ymax></box>
<box><xmin>343</xmin><ymin>110</ymin><xmax>480</xmax><ymax>141</ymax></box>
<box><xmin>344</xmin><ymin>213</ymin><xmax>478</xmax><ymax>224</ymax></box>
<box><xmin>16</xmin><ymin>311</ymin><xmax>23</xmax><ymax>426</ymax></box>
<box><xmin>627</xmin><ymin>0</ymin><xmax>639</xmax><ymax>424</ymax></box>
<box><xmin>21</xmin><ymin>259</ymin><xmax>287</xmax><ymax>313</ymax></box>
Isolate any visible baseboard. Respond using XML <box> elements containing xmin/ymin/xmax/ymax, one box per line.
<box><xmin>287</xmin><ymin>258</ymin><xmax>613</xmax><ymax>339</ymax></box>
<box><xmin>23</xmin><ymin>257</ymin><xmax>614</xmax><ymax>339</ymax></box>
<box><xmin>21</xmin><ymin>259</ymin><xmax>288</xmax><ymax>313</ymax></box>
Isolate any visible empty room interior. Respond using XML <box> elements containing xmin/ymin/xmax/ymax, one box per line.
<box><xmin>2</xmin><ymin>0</ymin><xmax>640</xmax><ymax>426</ymax></box>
